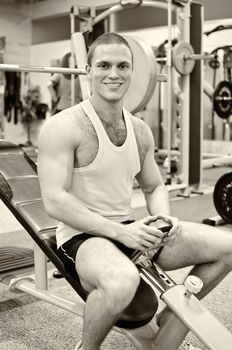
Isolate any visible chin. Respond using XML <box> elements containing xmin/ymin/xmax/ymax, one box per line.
<box><xmin>103</xmin><ymin>92</ymin><xmax>125</xmax><ymax>103</ymax></box>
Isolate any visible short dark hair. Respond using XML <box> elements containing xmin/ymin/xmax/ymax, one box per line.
<box><xmin>87</xmin><ymin>32</ymin><xmax>133</xmax><ymax>66</ymax></box>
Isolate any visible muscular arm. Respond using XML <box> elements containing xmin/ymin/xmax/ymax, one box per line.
<box><xmin>135</xmin><ymin>121</ymin><xmax>171</xmax><ymax>216</ymax></box>
<box><xmin>135</xmin><ymin>121</ymin><xmax>181</xmax><ymax>245</ymax></box>
<box><xmin>37</xmin><ymin>113</ymin><xmax>122</xmax><ymax>239</ymax></box>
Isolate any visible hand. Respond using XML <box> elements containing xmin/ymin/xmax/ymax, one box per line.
<box><xmin>118</xmin><ymin>216</ymin><xmax>164</xmax><ymax>251</ymax></box>
<box><xmin>152</xmin><ymin>213</ymin><xmax>180</xmax><ymax>246</ymax></box>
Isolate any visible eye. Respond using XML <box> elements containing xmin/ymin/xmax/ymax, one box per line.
<box><xmin>119</xmin><ymin>63</ymin><xmax>130</xmax><ymax>71</ymax></box>
<box><xmin>97</xmin><ymin>62</ymin><xmax>109</xmax><ymax>69</ymax></box>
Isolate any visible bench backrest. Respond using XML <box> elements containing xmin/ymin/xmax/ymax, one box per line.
<box><xmin>0</xmin><ymin>140</ymin><xmax>88</xmax><ymax>300</ymax></box>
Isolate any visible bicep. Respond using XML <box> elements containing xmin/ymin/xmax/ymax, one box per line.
<box><xmin>37</xmin><ymin>121</ymin><xmax>75</xmax><ymax>201</ymax></box>
<box><xmin>136</xmin><ymin>126</ymin><xmax>164</xmax><ymax>192</ymax></box>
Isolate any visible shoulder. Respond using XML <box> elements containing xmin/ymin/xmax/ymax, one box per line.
<box><xmin>129</xmin><ymin>114</ymin><xmax>155</xmax><ymax>150</ymax></box>
<box><xmin>127</xmin><ymin>113</ymin><xmax>155</xmax><ymax>165</ymax></box>
<box><xmin>38</xmin><ymin>103</ymin><xmax>86</xmax><ymax>150</ymax></box>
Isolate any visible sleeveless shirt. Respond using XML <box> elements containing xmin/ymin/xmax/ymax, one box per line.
<box><xmin>56</xmin><ymin>99</ymin><xmax>141</xmax><ymax>248</ymax></box>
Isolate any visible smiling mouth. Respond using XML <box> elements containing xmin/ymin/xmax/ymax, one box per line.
<box><xmin>104</xmin><ymin>83</ymin><xmax>122</xmax><ymax>88</ymax></box>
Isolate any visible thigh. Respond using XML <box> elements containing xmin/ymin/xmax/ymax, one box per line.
<box><xmin>157</xmin><ymin>221</ymin><xmax>232</xmax><ymax>270</ymax></box>
<box><xmin>75</xmin><ymin>236</ymin><xmax>138</xmax><ymax>292</ymax></box>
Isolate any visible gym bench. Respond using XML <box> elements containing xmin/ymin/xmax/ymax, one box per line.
<box><xmin>0</xmin><ymin>140</ymin><xmax>232</xmax><ymax>350</ymax></box>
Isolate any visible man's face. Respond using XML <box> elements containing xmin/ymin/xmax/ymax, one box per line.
<box><xmin>87</xmin><ymin>43</ymin><xmax>133</xmax><ymax>103</ymax></box>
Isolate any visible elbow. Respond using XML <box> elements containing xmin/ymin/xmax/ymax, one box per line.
<box><xmin>42</xmin><ymin>194</ymin><xmax>64</xmax><ymax>220</ymax></box>
<box><xmin>143</xmin><ymin>183</ymin><xmax>167</xmax><ymax>197</ymax></box>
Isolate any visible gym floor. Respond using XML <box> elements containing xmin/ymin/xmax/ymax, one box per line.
<box><xmin>0</xmin><ymin>166</ymin><xmax>231</xmax><ymax>350</ymax></box>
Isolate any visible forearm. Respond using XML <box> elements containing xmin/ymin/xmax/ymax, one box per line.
<box><xmin>144</xmin><ymin>184</ymin><xmax>171</xmax><ymax>216</ymax></box>
<box><xmin>45</xmin><ymin>190</ymin><xmax>122</xmax><ymax>240</ymax></box>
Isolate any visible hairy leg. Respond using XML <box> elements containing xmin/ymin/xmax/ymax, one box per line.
<box><xmin>75</xmin><ymin>237</ymin><xmax>140</xmax><ymax>350</ymax></box>
<box><xmin>152</xmin><ymin>221</ymin><xmax>232</xmax><ymax>349</ymax></box>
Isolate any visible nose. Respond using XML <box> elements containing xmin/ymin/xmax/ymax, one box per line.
<box><xmin>109</xmin><ymin>66</ymin><xmax>119</xmax><ymax>79</ymax></box>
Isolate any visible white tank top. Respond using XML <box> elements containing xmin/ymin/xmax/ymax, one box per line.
<box><xmin>56</xmin><ymin>99</ymin><xmax>141</xmax><ymax>248</ymax></box>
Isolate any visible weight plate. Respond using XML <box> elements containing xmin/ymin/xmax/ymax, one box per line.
<box><xmin>213</xmin><ymin>172</ymin><xmax>232</xmax><ymax>224</ymax></box>
<box><xmin>172</xmin><ymin>41</ymin><xmax>195</xmax><ymax>75</ymax></box>
<box><xmin>122</xmin><ymin>35</ymin><xmax>157</xmax><ymax>114</ymax></box>
<box><xmin>213</xmin><ymin>80</ymin><xmax>232</xmax><ymax>119</ymax></box>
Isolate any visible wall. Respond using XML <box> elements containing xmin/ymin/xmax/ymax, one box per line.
<box><xmin>200</xmin><ymin>0</ymin><xmax>232</xmax><ymax>21</ymax></box>
<box><xmin>0</xmin><ymin>4</ymin><xmax>31</xmax><ymax>64</ymax></box>
<box><xmin>0</xmin><ymin>3</ymin><xmax>32</xmax><ymax>144</ymax></box>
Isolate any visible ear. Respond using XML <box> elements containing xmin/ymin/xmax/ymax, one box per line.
<box><xmin>86</xmin><ymin>64</ymin><xmax>91</xmax><ymax>76</ymax></box>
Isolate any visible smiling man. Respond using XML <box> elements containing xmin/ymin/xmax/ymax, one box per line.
<box><xmin>38</xmin><ymin>33</ymin><xmax>232</xmax><ymax>350</ymax></box>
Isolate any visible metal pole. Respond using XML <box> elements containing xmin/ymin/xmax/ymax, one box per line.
<box><xmin>166</xmin><ymin>0</ymin><xmax>173</xmax><ymax>185</ymax></box>
<box><xmin>179</xmin><ymin>1</ymin><xmax>191</xmax><ymax>188</ymax></box>
<box><xmin>185</xmin><ymin>53</ymin><xmax>215</xmax><ymax>61</ymax></box>
<box><xmin>0</xmin><ymin>63</ymin><xmax>167</xmax><ymax>82</ymax></box>
<box><xmin>0</xmin><ymin>64</ymin><xmax>86</xmax><ymax>75</ymax></box>
<box><xmin>70</xmin><ymin>7</ymin><xmax>76</xmax><ymax>106</ymax></box>
<box><xmin>92</xmin><ymin>1</ymin><xmax>175</xmax><ymax>26</ymax></box>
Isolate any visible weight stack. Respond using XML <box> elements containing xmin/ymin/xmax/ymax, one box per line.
<box><xmin>189</xmin><ymin>2</ymin><xmax>203</xmax><ymax>187</ymax></box>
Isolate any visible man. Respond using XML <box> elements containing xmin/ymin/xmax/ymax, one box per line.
<box><xmin>38</xmin><ymin>33</ymin><xmax>232</xmax><ymax>350</ymax></box>
<box><xmin>47</xmin><ymin>52</ymin><xmax>82</xmax><ymax>115</ymax></box>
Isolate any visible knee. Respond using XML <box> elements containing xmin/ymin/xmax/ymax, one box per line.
<box><xmin>222</xmin><ymin>248</ymin><xmax>232</xmax><ymax>271</ymax></box>
<box><xmin>100</xmin><ymin>264</ymin><xmax>140</xmax><ymax>315</ymax></box>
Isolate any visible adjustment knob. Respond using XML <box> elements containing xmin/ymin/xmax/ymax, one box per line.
<box><xmin>184</xmin><ymin>275</ymin><xmax>203</xmax><ymax>295</ymax></box>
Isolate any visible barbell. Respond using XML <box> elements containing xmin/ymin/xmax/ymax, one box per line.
<box><xmin>170</xmin><ymin>41</ymin><xmax>232</xmax><ymax>119</ymax></box>
<box><xmin>0</xmin><ymin>64</ymin><xmax>86</xmax><ymax>76</ymax></box>
<box><xmin>172</xmin><ymin>41</ymin><xmax>215</xmax><ymax>75</ymax></box>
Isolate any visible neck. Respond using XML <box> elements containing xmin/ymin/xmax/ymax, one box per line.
<box><xmin>90</xmin><ymin>95</ymin><xmax>124</xmax><ymax>126</ymax></box>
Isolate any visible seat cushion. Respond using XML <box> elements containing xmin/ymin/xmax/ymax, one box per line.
<box><xmin>116</xmin><ymin>277</ymin><xmax>159</xmax><ymax>329</ymax></box>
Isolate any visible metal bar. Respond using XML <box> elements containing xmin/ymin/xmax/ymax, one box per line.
<box><xmin>157</xmin><ymin>73</ymin><xmax>168</xmax><ymax>82</ymax></box>
<box><xmin>34</xmin><ymin>242</ymin><xmax>48</xmax><ymax>290</ymax></box>
<box><xmin>92</xmin><ymin>1</ymin><xmax>175</xmax><ymax>26</ymax></box>
<box><xmin>10</xmin><ymin>279</ymin><xmax>85</xmax><ymax>315</ymax></box>
<box><xmin>185</xmin><ymin>53</ymin><xmax>215</xmax><ymax>61</ymax></box>
<box><xmin>70</xmin><ymin>9</ymin><xmax>76</xmax><ymax>106</ymax></box>
<box><xmin>140</xmin><ymin>263</ymin><xmax>176</xmax><ymax>293</ymax></box>
<box><xmin>162</xmin><ymin>285</ymin><xmax>232</xmax><ymax>350</ymax></box>
<box><xmin>166</xmin><ymin>0</ymin><xmax>173</xmax><ymax>184</ymax></box>
<box><xmin>179</xmin><ymin>2</ymin><xmax>190</xmax><ymax>187</ymax></box>
<box><xmin>0</xmin><ymin>63</ymin><xmax>167</xmax><ymax>83</ymax></box>
<box><xmin>156</xmin><ymin>57</ymin><xmax>167</xmax><ymax>62</ymax></box>
<box><xmin>0</xmin><ymin>64</ymin><xmax>87</xmax><ymax>75</ymax></box>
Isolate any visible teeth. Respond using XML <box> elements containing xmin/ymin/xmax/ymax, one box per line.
<box><xmin>106</xmin><ymin>83</ymin><xmax>121</xmax><ymax>87</ymax></box>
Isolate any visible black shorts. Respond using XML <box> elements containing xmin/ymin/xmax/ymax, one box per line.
<box><xmin>57</xmin><ymin>221</ymin><xmax>135</xmax><ymax>281</ymax></box>
<box><xmin>57</xmin><ymin>220</ymin><xmax>163</xmax><ymax>281</ymax></box>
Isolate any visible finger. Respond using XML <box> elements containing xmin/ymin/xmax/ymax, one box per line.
<box><xmin>156</xmin><ymin>214</ymin><xmax>173</xmax><ymax>224</ymax></box>
<box><xmin>142</xmin><ymin>215</ymin><xmax>159</xmax><ymax>225</ymax></box>
<box><xmin>169</xmin><ymin>221</ymin><xmax>181</xmax><ymax>236</ymax></box>
<box><xmin>141</xmin><ymin>238</ymin><xmax>162</xmax><ymax>250</ymax></box>
<box><xmin>143</xmin><ymin>225</ymin><xmax>163</xmax><ymax>238</ymax></box>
